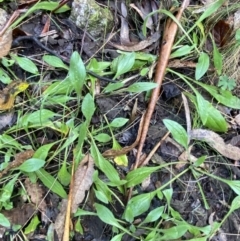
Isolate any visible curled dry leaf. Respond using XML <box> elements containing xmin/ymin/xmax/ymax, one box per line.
<box><xmin>0</xmin><ymin>9</ymin><xmax>12</xmax><ymax>58</ymax></box>
<box><xmin>109</xmin><ymin>32</ymin><xmax>160</xmax><ymax>52</ymax></box>
<box><xmin>71</xmin><ymin>154</ymin><xmax>94</xmax><ymax>213</ymax></box>
<box><xmin>190</xmin><ymin>129</ymin><xmax>240</xmax><ymax>161</ymax></box>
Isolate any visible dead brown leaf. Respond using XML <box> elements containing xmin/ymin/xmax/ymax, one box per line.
<box><xmin>24</xmin><ymin>178</ymin><xmax>48</xmax><ymax>223</ymax></box>
<box><xmin>71</xmin><ymin>154</ymin><xmax>94</xmax><ymax>213</ymax></box>
<box><xmin>54</xmin><ymin>199</ymin><xmax>68</xmax><ymax>241</ymax></box>
<box><xmin>0</xmin><ymin>9</ymin><xmax>12</xmax><ymax>58</ymax></box>
<box><xmin>190</xmin><ymin>129</ymin><xmax>240</xmax><ymax>161</ymax></box>
<box><xmin>0</xmin><ymin>149</ymin><xmax>34</xmax><ymax>179</ymax></box>
<box><xmin>109</xmin><ymin>32</ymin><xmax>160</xmax><ymax>52</ymax></box>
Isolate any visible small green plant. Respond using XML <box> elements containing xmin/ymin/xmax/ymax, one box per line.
<box><xmin>218</xmin><ymin>75</ymin><xmax>236</xmax><ymax>91</ymax></box>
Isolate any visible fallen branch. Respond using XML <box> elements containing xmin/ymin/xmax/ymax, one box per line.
<box><xmin>129</xmin><ymin>0</ymin><xmax>190</xmax><ymax>200</ymax></box>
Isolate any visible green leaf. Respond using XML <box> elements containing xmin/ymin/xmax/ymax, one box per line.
<box><xmin>235</xmin><ymin>29</ymin><xmax>240</xmax><ymax>45</ymax></box>
<box><xmin>0</xmin><ymin>214</ymin><xmax>10</xmax><ymax>228</ymax></box>
<box><xmin>69</xmin><ymin>51</ymin><xmax>86</xmax><ymax>96</ymax></box>
<box><xmin>57</xmin><ymin>161</ymin><xmax>71</xmax><ymax>186</ymax></box>
<box><xmin>43</xmin><ymin>78</ymin><xmax>73</xmax><ymax>96</ymax></box>
<box><xmin>218</xmin><ymin>75</ymin><xmax>236</xmax><ymax>91</ymax></box>
<box><xmin>170</xmin><ymin>45</ymin><xmax>193</xmax><ymax>58</ymax></box>
<box><xmin>24</xmin><ymin>215</ymin><xmax>40</xmax><ymax>234</ymax></box>
<box><xmin>212</xmin><ymin>42</ymin><xmax>222</xmax><ymax>75</ymax></box>
<box><xmin>126</xmin><ymin>82</ymin><xmax>158</xmax><ymax>93</ymax></box>
<box><xmin>195</xmin><ymin>52</ymin><xmax>209</xmax><ymax>80</ymax></box>
<box><xmin>163</xmin><ymin>119</ymin><xmax>188</xmax><ymax>149</ymax></box>
<box><xmin>94</xmin><ymin>133</ymin><xmax>111</xmax><ymax>143</ymax></box>
<box><xmin>95</xmin><ymin>203</ymin><xmax>131</xmax><ymax>235</ymax></box>
<box><xmin>123</xmin><ymin>192</ymin><xmax>155</xmax><ymax>222</ymax></box>
<box><xmin>82</xmin><ymin>93</ymin><xmax>95</xmax><ymax>122</ymax></box>
<box><xmin>112</xmin><ymin>138</ymin><xmax>128</xmax><ymax>167</ymax></box>
<box><xmin>160</xmin><ymin>225</ymin><xmax>188</xmax><ymax>240</ymax></box>
<box><xmin>197</xmin><ymin>0</ymin><xmax>226</xmax><ymax>23</ymax></box>
<box><xmin>103</xmin><ymin>82</ymin><xmax>124</xmax><ymax>93</ymax></box>
<box><xmin>11</xmin><ymin>1</ymin><xmax>70</xmax><ymax>28</ymax></box>
<box><xmin>230</xmin><ymin>196</ymin><xmax>240</xmax><ymax>212</ymax></box>
<box><xmin>142</xmin><ymin>206</ymin><xmax>164</xmax><ymax>224</ymax></box>
<box><xmin>126</xmin><ymin>166</ymin><xmax>161</xmax><ymax>188</ymax></box>
<box><xmin>196</xmin><ymin>93</ymin><xmax>227</xmax><ymax>132</ymax></box>
<box><xmin>17</xmin><ymin>158</ymin><xmax>45</xmax><ymax>172</ymax></box>
<box><xmin>13</xmin><ymin>55</ymin><xmax>39</xmax><ymax>75</ymax></box>
<box><xmin>193</xmin><ymin>156</ymin><xmax>206</xmax><ymax>167</ymax></box>
<box><xmin>0</xmin><ymin>175</ymin><xmax>18</xmax><ymax>203</ymax></box>
<box><xmin>36</xmin><ymin>168</ymin><xmax>67</xmax><ymax>198</ymax></box>
<box><xmin>110</xmin><ymin>233</ymin><xmax>125</xmax><ymax>241</ymax></box>
<box><xmin>192</xmin><ymin>80</ymin><xmax>240</xmax><ymax>109</ymax></box>
<box><xmin>110</xmin><ymin>118</ymin><xmax>129</xmax><ymax>128</ymax></box>
<box><xmin>43</xmin><ymin>55</ymin><xmax>69</xmax><ymax>70</ymax></box>
<box><xmin>21</xmin><ymin>109</ymin><xmax>57</xmax><ymax>125</ymax></box>
<box><xmin>112</xmin><ymin>52</ymin><xmax>135</xmax><ymax>79</ymax></box>
<box><xmin>90</xmin><ymin>139</ymin><xmax>125</xmax><ymax>186</ymax></box>
<box><xmin>34</xmin><ymin>143</ymin><xmax>54</xmax><ymax>160</ymax></box>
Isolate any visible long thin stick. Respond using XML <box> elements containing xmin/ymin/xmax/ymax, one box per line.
<box><xmin>134</xmin><ymin>1</ymin><xmax>190</xmax><ymax>173</ymax></box>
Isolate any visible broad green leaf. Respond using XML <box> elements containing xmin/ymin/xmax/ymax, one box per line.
<box><xmin>82</xmin><ymin>93</ymin><xmax>95</xmax><ymax>122</ymax></box>
<box><xmin>43</xmin><ymin>78</ymin><xmax>73</xmax><ymax>96</ymax></box>
<box><xmin>142</xmin><ymin>206</ymin><xmax>164</xmax><ymax>224</ymax></box>
<box><xmin>126</xmin><ymin>82</ymin><xmax>158</xmax><ymax>93</ymax></box>
<box><xmin>0</xmin><ymin>134</ymin><xmax>22</xmax><ymax>149</ymax></box>
<box><xmin>197</xmin><ymin>0</ymin><xmax>225</xmax><ymax>23</ymax></box>
<box><xmin>95</xmin><ymin>203</ymin><xmax>131</xmax><ymax>235</ymax></box>
<box><xmin>21</xmin><ymin>109</ymin><xmax>57</xmax><ymax>124</ymax></box>
<box><xmin>110</xmin><ymin>118</ymin><xmax>129</xmax><ymax>128</ymax></box>
<box><xmin>17</xmin><ymin>158</ymin><xmax>45</xmax><ymax>172</ymax></box>
<box><xmin>195</xmin><ymin>52</ymin><xmax>209</xmax><ymax>80</ymax></box>
<box><xmin>192</xmin><ymin>80</ymin><xmax>240</xmax><ymax>109</ymax></box>
<box><xmin>87</xmin><ymin>58</ymin><xmax>111</xmax><ymax>72</ymax></box>
<box><xmin>94</xmin><ymin>133</ymin><xmax>111</xmax><ymax>143</ymax></box>
<box><xmin>11</xmin><ymin>1</ymin><xmax>70</xmax><ymax>28</ymax></box>
<box><xmin>103</xmin><ymin>82</ymin><xmax>124</xmax><ymax>93</ymax></box>
<box><xmin>230</xmin><ymin>196</ymin><xmax>240</xmax><ymax>212</ymax></box>
<box><xmin>74</xmin><ymin>209</ymin><xmax>96</xmax><ymax>217</ymax></box>
<box><xmin>90</xmin><ymin>139</ymin><xmax>125</xmax><ymax>186</ymax></box>
<box><xmin>0</xmin><ymin>68</ymin><xmax>11</xmax><ymax>84</ymax></box>
<box><xmin>43</xmin><ymin>55</ymin><xmax>69</xmax><ymax>70</ymax></box>
<box><xmin>126</xmin><ymin>166</ymin><xmax>161</xmax><ymax>188</ymax></box>
<box><xmin>112</xmin><ymin>52</ymin><xmax>135</xmax><ymax>79</ymax></box>
<box><xmin>14</xmin><ymin>56</ymin><xmax>39</xmax><ymax>75</ymax></box>
<box><xmin>24</xmin><ymin>215</ymin><xmax>40</xmax><ymax>234</ymax></box>
<box><xmin>57</xmin><ymin>161</ymin><xmax>71</xmax><ymax>186</ymax></box>
<box><xmin>163</xmin><ymin>119</ymin><xmax>188</xmax><ymax>149</ymax></box>
<box><xmin>123</xmin><ymin>192</ymin><xmax>155</xmax><ymax>222</ymax></box>
<box><xmin>212</xmin><ymin>42</ymin><xmax>222</xmax><ymax>75</ymax></box>
<box><xmin>0</xmin><ymin>175</ymin><xmax>18</xmax><ymax>203</ymax></box>
<box><xmin>36</xmin><ymin>168</ymin><xmax>67</xmax><ymax>198</ymax></box>
<box><xmin>69</xmin><ymin>51</ymin><xmax>86</xmax><ymax>96</ymax></box>
<box><xmin>196</xmin><ymin>93</ymin><xmax>227</xmax><ymax>132</ymax></box>
<box><xmin>34</xmin><ymin>143</ymin><xmax>54</xmax><ymax>160</ymax></box>
<box><xmin>0</xmin><ymin>214</ymin><xmax>10</xmax><ymax>228</ymax></box>
<box><xmin>110</xmin><ymin>233</ymin><xmax>125</xmax><ymax>241</ymax></box>
<box><xmin>193</xmin><ymin>156</ymin><xmax>206</xmax><ymax>167</ymax></box>
<box><xmin>170</xmin><ymin>45</ymin><xmax>193</xmax><ymax>58</ymax></box>
<box><xmin>159</xmin><ymin>225</ymin><xmax>188</xmax><ymax>240</ymax></box>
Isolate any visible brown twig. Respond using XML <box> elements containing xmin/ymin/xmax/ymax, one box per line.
<box><xmin>128</xmin><ymin>0</ymin><xmax>190</xmax><ymax>201</ymax></box>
